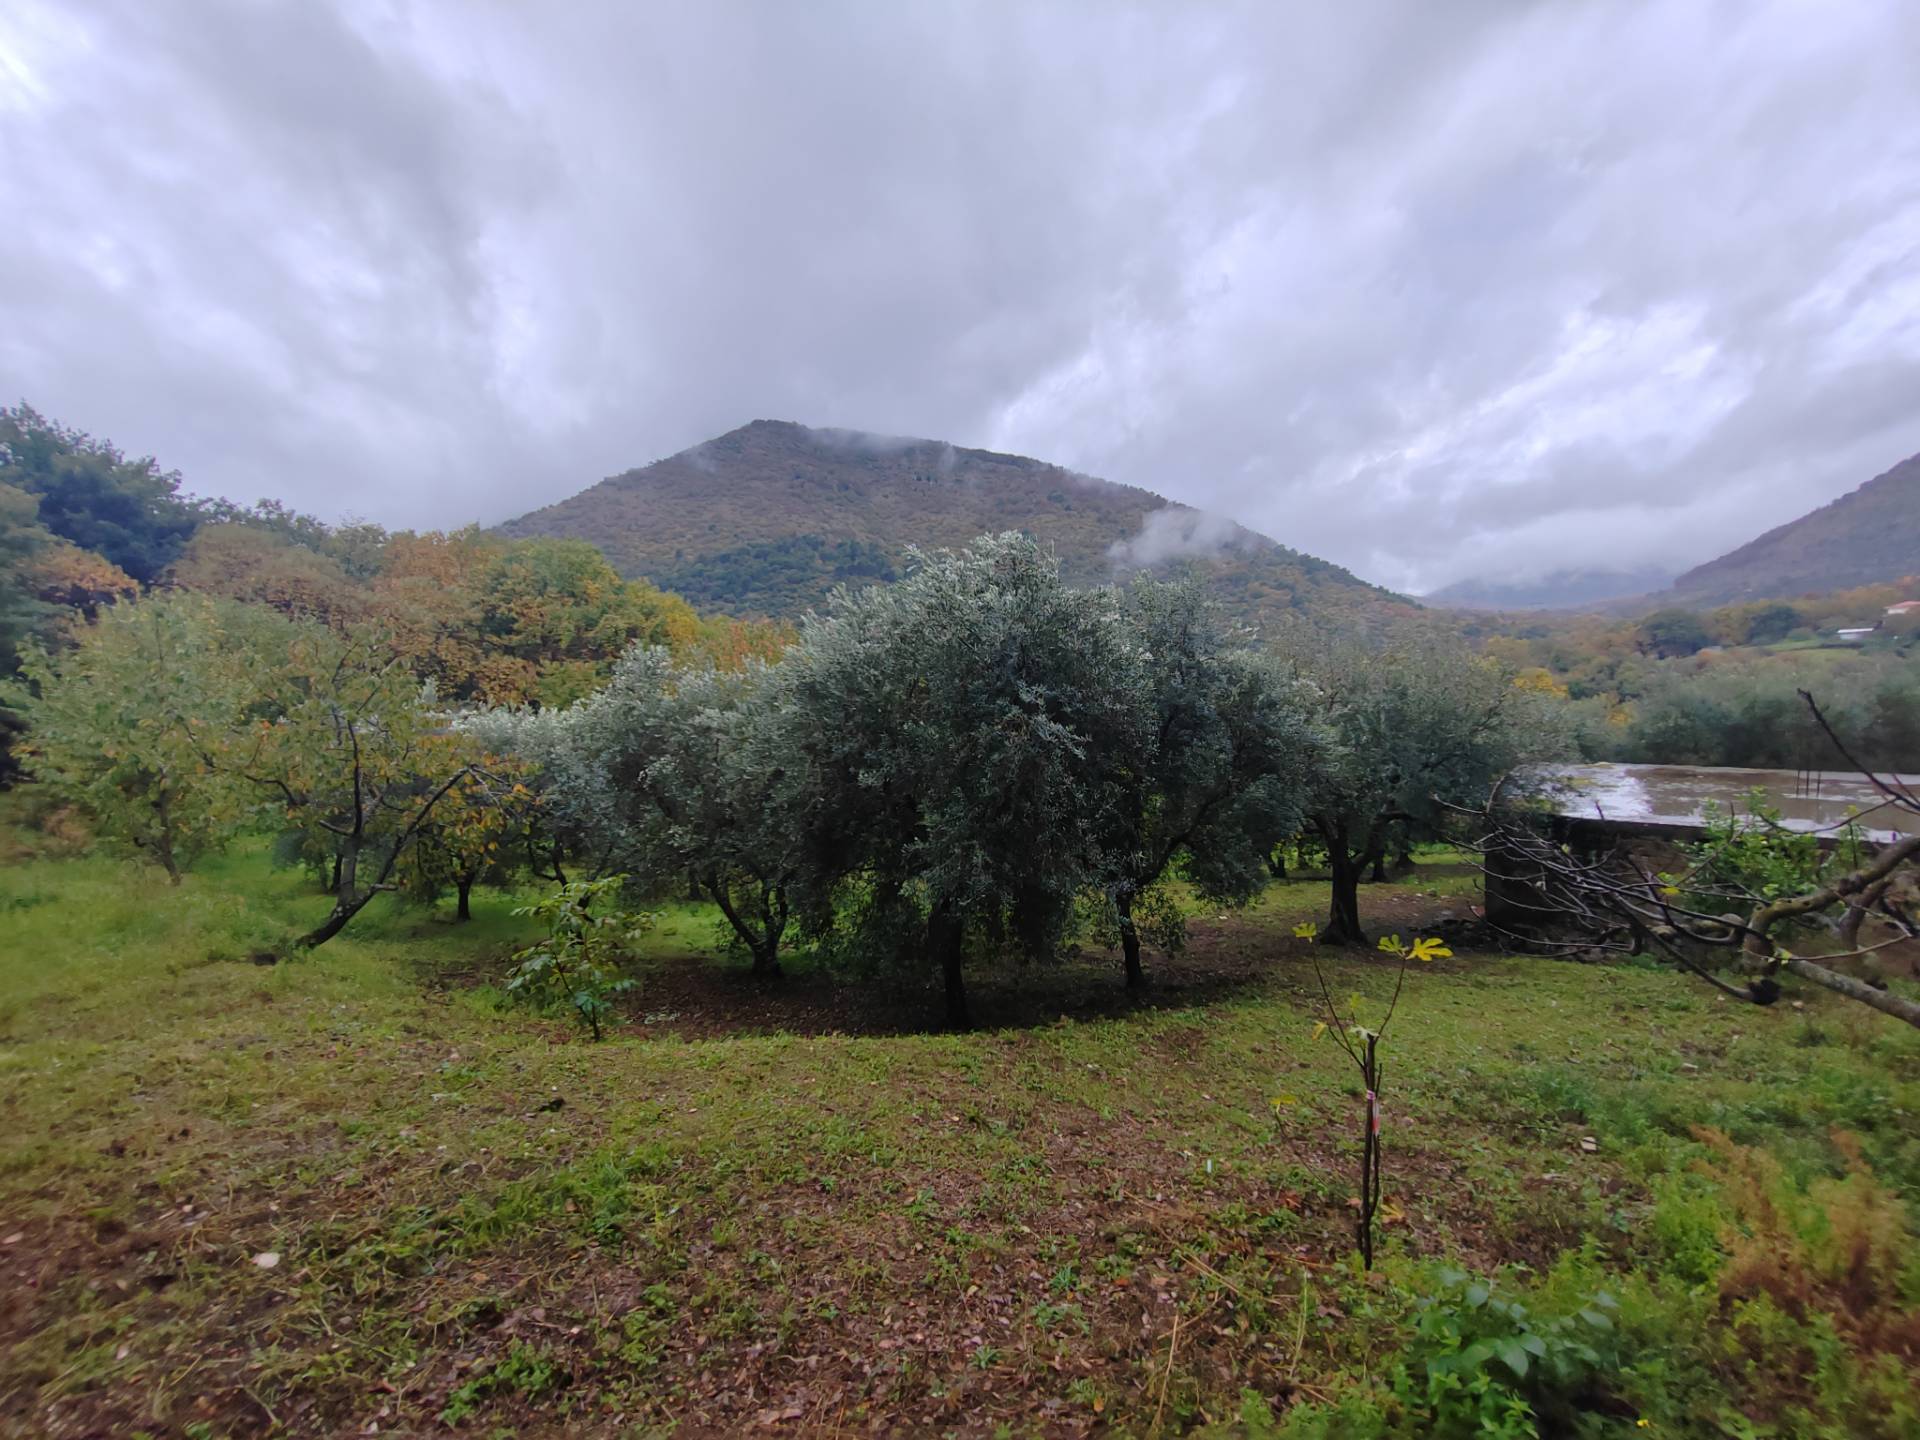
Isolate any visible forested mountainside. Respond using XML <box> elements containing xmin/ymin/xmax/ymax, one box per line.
<box><xmin>1424</xmin><ymin>565</ymin><xmax>1675</xmax><ymax>612</ymax></box>
<box><xmin>497</xmin><ymin>420</ymin><xmax>1397</xmax><ymax>624</ymax></box>
<box><xmin>1664</xmin><ymin>449</ymin><xmax>1920</xmax><ymax>607</ymax></box>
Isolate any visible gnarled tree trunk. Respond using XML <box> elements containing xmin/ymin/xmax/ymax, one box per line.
<box><xmin>929</xmin><ymin>899</ymin><xmax>969</xmax><ymax>1029</ymax></box>
<box><xmin>1115</xmin><ymin>888</ymin><xmax>1146</xmax><ymax>991</ymax></box>
<box><xmin>704</xmin><ymin>871</ymin><xmax>787</xmax><ymax>980</ymax></box>
<box><xmin>1324</xmin><ymin>850</ymin><xmax>1367</xmax><ymax>946</ymax></box>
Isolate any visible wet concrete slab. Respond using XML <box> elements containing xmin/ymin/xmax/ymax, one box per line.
<box><xmin>1530</xmin><ymin>763</ymin><xmax>1920</xmax><ymax>843</ymax></box>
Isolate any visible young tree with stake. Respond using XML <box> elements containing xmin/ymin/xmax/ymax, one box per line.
<box><xmin>1296</xmin><ymin>922</ymin><xmax>1451</xmax><ymax>1269</ymax></box>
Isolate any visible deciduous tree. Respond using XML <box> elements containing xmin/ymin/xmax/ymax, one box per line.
<box><xmin>24</xmin><ymin>540</ymin><xmax>138</xmax><ymax>617</ymax></box>
<box><xmin>1635</xmin><ymin>607</ymin><xmax>1714</xmax><ymax>659</ymax></box>
<box><xmin>9</xmin><ymin>593</ymin><xmax>249</xmax><ymax>881</ymax></box>
<box><xmin>170</xmin><ymin>523</ymin><xmax>366</xmax><ymax>627</ymax></box>
<box><xmin>402</xmin><ymin>762</ymin><xmax>533</xmax><ymax>921</ymax></box>
<box><xmin>204</xmin><ymin>621</ymin><xmax>482</xmax><ymax>948</ymax></box>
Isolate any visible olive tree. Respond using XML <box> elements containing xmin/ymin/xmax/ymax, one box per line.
<box><xmin>1278</xmin><ymin>623</ymin><xmax>1547</xmax><ymax>945</ymax></box>
<box><xmin>779</xmin><ymin>533</ymin><xmax>1147</xmax><ymax>1026</ymax></box>
<box><xmin>469</xmin><ymin>647</ymin><xmax>810</xmax><ymax>977</ymax></box>
<box><xmin>1098</xmin><ymin>578</ymin><xmax>1321</xmax><ymax>988</ymax></box>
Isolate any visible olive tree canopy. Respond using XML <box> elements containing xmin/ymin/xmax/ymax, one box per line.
<box><xmin>467</xmin><ymin>646</ymin><xmax>811</xmax><ymax>976</ymax></box>
<box><xmin>1097</xmin><ymin>577</ymin><xmax>1321</xmax><ymax>988</ymax></box>
<box><xmin>1278</xmin><ymin>623</ymin><xmax>1550</xmax><ymax>945</ymax></box>
<box><xmin>778</xmin><ymin>533</ymin><xmax>1149</xmax><ymax>1025</ymax></box>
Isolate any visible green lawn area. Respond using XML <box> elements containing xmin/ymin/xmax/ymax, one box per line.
<box><xmin>1</xmin><ymin>832</ymin><xmax>1916</xmax><ymax>1437</ymax></box>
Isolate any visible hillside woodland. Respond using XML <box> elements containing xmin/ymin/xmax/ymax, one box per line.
<box><xmin>1449</xmin><ymin>577</ymin><xmax>1920</xmax><ymax>770</ymax></box>
<box><xmin>1664</xmin><ymin>450</ymin><xmax>1920</xmax><ymax>608</ymax></box>
<box><xmin>0</xmin><ymin>405</ymin><xmax>790</xmax><ymax>768</ymax></box>
<box><xmin>497</xmin><ymin>419</ymin><xmax>1399</xmax><ymax>625</ymax></box>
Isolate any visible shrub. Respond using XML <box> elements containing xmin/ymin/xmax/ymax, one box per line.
<box><xmin>1695</xmin><ymin>1126</ymin><xmax>1920</xmax><ymax>1364</ymax></box>
<box><xmin>1209</xmin><ymin>1264</ymin><xmax>1639</xmax><ymax>1439</ymax></box>
<box><xmin>1384</xmin><ymin>1268</ymin><xmax>1624</xmax><ymax>1438</ymax></box>
<box><xmin>1680</xmin><ymin>793</ymin><xmax>1856</xmax><ymax>914</ymax></box>
<box><xmin>506</xmin><ymin>876</ymin><xmax>651</xmax><ymax>1040</ymax></box>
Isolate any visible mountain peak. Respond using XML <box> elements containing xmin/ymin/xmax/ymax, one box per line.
<box><xmin>498</xmin><ymin>422</ymin><xmax>1394</xmax><ymax>623</ymax></box>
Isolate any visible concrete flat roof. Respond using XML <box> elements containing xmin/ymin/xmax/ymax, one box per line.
<box><xmin>1527</xmin><ymin>763</ymin><xmax>1920</xmax><ymax>844</ymax></box>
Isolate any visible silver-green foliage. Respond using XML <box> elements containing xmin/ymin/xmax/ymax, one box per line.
<box><xmin>481</xmin><ymin>535</ymin><xmax>1331</xmax><ymax>1016</ymax></box>
<box><xmin>1098</xmin><ymin>577</ymin><xmax>1322</xmax><ymax>983</ymax></box>
<box><xmin>466</xmin><ymin>647</ymin><xmax>809</xmax><ymax>974</ymax></box>
<box><xmin>775</xmin><ymin>533</ymin><xmax>1151</xmax><ymax>1006</ymax></box>
<box><xmin>1279</xmin><ymin>621</ymin><xmax>1555</xmax><ymax>942</ymax></box>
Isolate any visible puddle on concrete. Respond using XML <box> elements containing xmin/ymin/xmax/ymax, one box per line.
<box><xmin>1532</xmin><ymin>763</ymin><xmax>1920</xmax><ymax>841</ymax></box>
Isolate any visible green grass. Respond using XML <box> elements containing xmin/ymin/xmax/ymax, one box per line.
<box><xmin>1</xmin><ymin>829</ymin><xmax>1916</xmax><ymax>1437</ymax></box>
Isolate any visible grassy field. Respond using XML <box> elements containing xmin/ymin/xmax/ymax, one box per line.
<box><xmin>1</xmin><ymin>827</ymin><xmax>1917</xmax><ymax>1438</ymax></box>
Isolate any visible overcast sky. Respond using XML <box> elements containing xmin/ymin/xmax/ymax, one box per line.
<box><xmin>4</xmin><ymin>1</ymin><xmax>1918</xmax><ymax>593</ymax></box>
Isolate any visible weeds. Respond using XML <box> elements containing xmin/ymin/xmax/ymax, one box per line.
<box><xmin>1695</xmin><ymin>1126</ymin><xmax>1920</xmax><ymax>1360</ymax></box>
<box><xmin>438</xmin><ymin>1342</ymin><xmax>564</xmax><ymax>1426</ymax></box>
<box><xmin>506</xmin><ymin>876</ymin><xmax>650</xmax><ymax>1039</ymax></box>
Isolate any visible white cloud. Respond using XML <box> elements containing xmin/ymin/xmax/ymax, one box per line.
<box><xmin>2</xmin><ymin>0</ymin><xmax>1917</xmax><ymax>587</ymax></box>
<box><xmin>1107</xmin><ymin>507</ymin><xmax>1247</xmax><ymax>572</ymax></box>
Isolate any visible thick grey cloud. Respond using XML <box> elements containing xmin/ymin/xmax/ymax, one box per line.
<box><xmin>3</xmin><ymin>0</ymin><xmax>1917</xmax><ymax>592</ymax></box>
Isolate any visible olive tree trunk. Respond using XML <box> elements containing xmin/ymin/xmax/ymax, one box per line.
<box><xmin>1116</xmin><ymin>888</ymin><xmax>1146</xmax><ymax>991</ymax></box>
<box><xmin>930</xmin><ymin>900</ymin><xmax>970</xmax><ymax>1029</ymax></box>
<box><xmin>1323</xmin><ymin>850</ymin><xmax>1368</xmax><ymax>946</ymax></box>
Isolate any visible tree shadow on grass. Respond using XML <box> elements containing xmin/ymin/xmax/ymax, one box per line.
<box><xmin>418</xmin><ymin>874</ymin><xmax>1486</xmax><ymax>1040</ymax></box>
<box><xmin>604</xmin><ymin>923</ymin><xmax>1313</xmax><ymax>1040</ymax></box>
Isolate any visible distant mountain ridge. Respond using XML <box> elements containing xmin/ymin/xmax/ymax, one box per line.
<box><xmin>1425</xmin><ymin>565</ymin><xmax>1676</xmax><ymax>612</ymax></box>
<box><xmin>1663</xmin><ymin>450</ymin><xmax>1920</xmax><ymax>607</ymax></box>
<box><xmin>497</xmin><ymin>420</ymin><xmax>1396</xmax><ymax>626</ymax></box>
